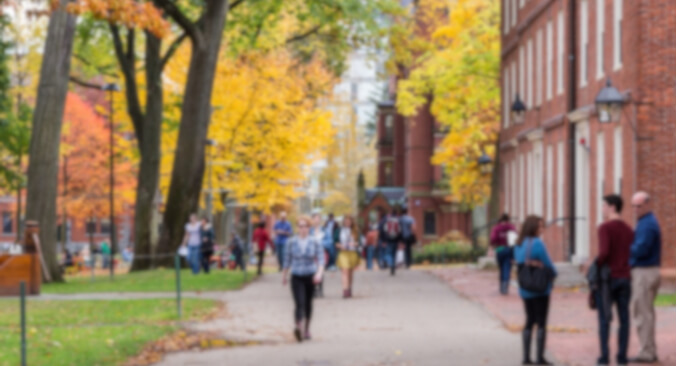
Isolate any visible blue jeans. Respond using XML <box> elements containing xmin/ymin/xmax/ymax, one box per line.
<box><xmin>597</xmin><ymin>278</ymin><xmax>631</xmax><ymax>364</ymax></box>
<box><xmin>384</xmin><ymin>241</ymin><xmax>397</xmax><ymax>268</ymax></box>
<box><xmin>188</xmin><ymin>246</ymin><xmax>201</xmax><ymax>274</ymax></box>
<box><xmin>496</xmin><ymin>247</ymin><xmax>513</xmax><ymax>282</ymax></box>
<box><xmin>365</xmin><ymin>246</ymin><xmax>376</xmax><ymax>270</ymax></box>
<box><xmin>276</xmin><ymin>242</ymin><xmax>286</xmax><ymax>271</ymax></box>
<box><xmin>323</xmin><ymin>243</ymin><xmax>337</xmax><ymax>268</ymax></box>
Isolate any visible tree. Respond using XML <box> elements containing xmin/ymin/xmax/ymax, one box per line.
<box><xmin>393</xmin><ymin>0</ymin><xmax>500</xmax><ymax>206</ymax></box>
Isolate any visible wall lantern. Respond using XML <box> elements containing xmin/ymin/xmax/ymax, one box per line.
<box><xmin>594</xmin><ymin>79</ymin><xmax>625</xmax><ymax>123</ymax></box>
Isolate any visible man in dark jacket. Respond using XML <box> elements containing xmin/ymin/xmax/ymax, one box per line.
<box><xmin>629</xmin><ymin>191</ymin><xmax>662</xmax><ymax>364</ymax></box>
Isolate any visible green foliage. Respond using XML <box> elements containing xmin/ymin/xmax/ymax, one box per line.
<box><xmin>413</xmin><ymin>242</ymin><xmax>485</xmax><ymax>264</ymax></box>
<box><xmin>655</xmin><ymin>294</ymin><xmax>676</xmax><ymax>307</ymax></box>
<box><xmin>0</xmin><ymin>298</ymin><xmax>216</xmax><ymax>366</ymax></box>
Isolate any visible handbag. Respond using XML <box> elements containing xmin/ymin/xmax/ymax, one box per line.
<box><xmin>517</xmin><ymin>239</ymin><xmax>553</xmax><ymax>293</ymax></box>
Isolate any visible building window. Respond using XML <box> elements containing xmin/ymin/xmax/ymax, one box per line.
<box><xmin>384</xmin><ymin>114</ymin><xmax>394</xmax><ymax>142</ymax></box>
<box><xmin>424</xmin><ymin>211</ymin><xmax>436</xmax><ymax>236</ymax></box>
<box><xmin>614</xmin><ymin>126</ymin><xmax>623</xmax><ymax>193</ymax></box>
<box><xmin>527</xmin><ymin>38</ymin><xmax>533</xmax><ymax>108</ymax></box>
<box><xmin>100</xmin><ymin>219</ymin><xmax>111</xmax><ymax>234</ymax></box>
<box><xmin>519</xmin><ymin>46</ymin><xmax>525</xmax><ymax>101</ymax></box>
<box><xmin>384</xmin><ymin>162</ymin><xmax>393</xmax><ymax>186</ymax></box>
<box><xmin>546</xmin><ymin>21</ymin><xmax>553</xmax><ymax>101</ymax></box>
<box><xmin>546</xmin><ymin>145</ymin><xmax>554</xmax><ymax>222</ymax></box>
<box><xmin>503</xmin><ymin>0</ymin><xmax>509</xmax><ymax>34</ymax></box>
<box><xmin>2</xmin><ymin>212</ymin><xmax>12</xmax><ymax>234</ymax></box>
<box><xmin>580</xmin><ymin>0</ymin><xmax>589</xmax><ymax>87</ymax></box>
<box><xmin>556</xmin><ymin>11</ymin><xmax>564</xmax><ymax>95</ymax></box>
<box><xmin>533</xmin><ymin>142</ymin><xmax>543</xmax><ymax>216</ymax></box>
<box><xmin>503</xmin><ymin>67</ymin><xmax>509</xmax><ymax>128</ymax></box>
<box><xmin>535</xmin><ymin>28</ymin><xmax>543</xmax><ymax>107</ymax></box>
<box><xmin>511</xmin><ymin>0</ymin><xmax>517</xmax><ymax>28</ymax></box>
<box><xmin>86</xmin><ymin>219</ymin><xmax>96</xmax><ymax>235</ymax></box>
<box><xmin>503</xmin><ymin>164</ymin><xmax>510</xmax><ymax>213</ymax></box>
<box><xmin>557</xmin><ymin>141</ymin><xmax>564</xmax><ymax>225</ymax></box>
<box><xmin>511</xmin><ymin>160</ymin><xmax>517</xmax><ymax>221</ymax></box>
<box><xmin>526</xmin><ymin>152</ymin><xmax>533</xmax><ymax>214</ymax></box>
<box><xmin>596</xmin><ymin>0</ymin><xmax>605</xmax><ymax>79</ymax></box>
<box><xmin>597</xmin><ymin>132</ymin><xmax>605</xmax><ymax>224</ymax></box>
<box><xmin>613</xmin><ymin>0</ymin><xmax>623</xmax><ymax>70</ymax></box>
<box><xmin>510</xmin><ymin>60</ymin><xmax>517</xmax><ymax>113</ymax></box>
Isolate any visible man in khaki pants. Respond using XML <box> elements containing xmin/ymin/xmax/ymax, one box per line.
<box><xmin>629</xmin><ymin>191</ymin><xmax>662</xmax><ymax>363</ymax></box>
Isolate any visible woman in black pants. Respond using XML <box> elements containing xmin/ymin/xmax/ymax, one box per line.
<box><xmin>514</xmin><ymin>215</ymin><xmax>557</xmax><ymax>365</ymax></box>
<box><xmin>282</xmin><ymin>216</ymin><xmax>325</xmax><ymax>342</ymax></box>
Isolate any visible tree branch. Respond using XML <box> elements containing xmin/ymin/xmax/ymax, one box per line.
<box><xmin>126</xmin><ymin>28</ymin><xmax>135</xmax><ymax>65</ymax></box>
<box><xmin>229</xmin><ymin>0</ymin><xmax>245</xmax><ymax>10</ymax></box>
<box><xmin>160</xmin><ymin>32</ymin><xmax>188</xmax><ymax>70</ymax></box>
<box><xmin>155</xmin><ymin>0</ymin><xmax>203</xmax><ymax>48</ymax></box>
<box><xmin>285</xmin><ymin>23</ymin><xmax>324</xmax><ymax>44</ymax></box>
<box><xmin>69</xmin><ymin>76</ymin><xmax>104</xmax><ymax>89</ymax></box>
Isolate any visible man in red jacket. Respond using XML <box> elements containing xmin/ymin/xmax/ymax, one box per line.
<box><xmin>253</xmin><ymin>222</ymin><xmax>273</xmax><ymax>276</ymax></box>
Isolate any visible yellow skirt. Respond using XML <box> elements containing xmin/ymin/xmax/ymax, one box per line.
<box><xmin>336</xmin><ymin>251</ymin><xmax>361</xmax><ymax>270</ymax></box>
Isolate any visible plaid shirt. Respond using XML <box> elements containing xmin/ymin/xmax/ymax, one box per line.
<box><xmin>283</xmin><ymin>236</ymin><xmax>325</xmax><ymax>276</ymax></box>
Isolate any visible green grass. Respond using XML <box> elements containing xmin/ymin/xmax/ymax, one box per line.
<box><xmin>413</xmin><ymin>242</ymin><xmax>486</xmax><ymax>264</ymax></box>
<box><xmin>43</xmin><ymin>268</ymin><xmax>253</xmax><ymax>294</ymax></box>
<box><xmin>655</xmin><ymin>294</ymin><xmax>676</xmax><ymax>307</ymax></box>
<box><xmin>0</xmin><ymin>298</ymin><xmax>216</xmax><ymax>366</ymax></box>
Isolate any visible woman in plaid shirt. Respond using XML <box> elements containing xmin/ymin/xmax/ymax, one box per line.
<box><xmin>282</xmin><ymin>216</ymin><xmax>325</xmax><ymax>342</ymax></box>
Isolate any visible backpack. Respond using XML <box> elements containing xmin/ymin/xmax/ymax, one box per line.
<box><xmin>385</xmin><ymin>216</ymin><xmax>401</xmax><ymax>240</ymax></box>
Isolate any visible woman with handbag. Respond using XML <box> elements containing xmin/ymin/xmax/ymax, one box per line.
<box><xmin>335</xmin><ymin>215</ymin><xmax>361</xmax><ymax>298</ymax></box>
<box><xmin>514</xmin><ymin>215</ymin><xmax>557</xmax><ymax>365</ymax></box>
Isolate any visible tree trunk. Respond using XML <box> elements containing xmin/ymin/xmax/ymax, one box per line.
<box><xmin>157</xmin><ymin>1</ymin><xmax>229</xmax><ymax>265</ymax></box>
<box><xmin>24</xmin><ymin>0</ymin><xmax>76</xmax><ymax>282</ymax></box>
<box><xmin>130</xmin><ymin>33</ymin><xmax>163</xmax><ymax>271</ymax></box>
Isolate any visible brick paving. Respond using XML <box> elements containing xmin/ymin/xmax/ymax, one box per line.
<box><xmin>430</xmin><ymin>266</ymin><xmax>676</xmax><ymax>366</ymax></box>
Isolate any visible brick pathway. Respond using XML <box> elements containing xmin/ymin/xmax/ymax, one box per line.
<box><xmin>430</xmin><ymin>266</ymin><xmax>676</xmax><ymax>366</ymax></box>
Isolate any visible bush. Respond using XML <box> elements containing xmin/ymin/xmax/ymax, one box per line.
<box><xmin>413</xmin><ymin>241</ymin><xmax>485</xmax><ymax>264</ymax></box>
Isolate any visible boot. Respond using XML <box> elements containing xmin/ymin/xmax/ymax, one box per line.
<box><xmin>294</xmin><ymin>321</ymin><xmax>303</xmax><ymax>342</ymax></box>
<box><xmin>522</xmin><ymin>328</ymin><xmax>533</xmax><ymax>365</ymax></box>
<box><xmin>536</xmin><ymin>328</ymin><xmax>552</xmax><ymax>365</ymax></box>
<box><xmin>304</xmin><ymin>319</ymin><xmax>311</xmax><ymax>340</ymax></box>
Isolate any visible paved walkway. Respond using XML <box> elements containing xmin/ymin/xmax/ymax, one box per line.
<box><xmin>431</xmin><ymin>266</ymin><xmax>676</xmax><ymax>366</ymax></box>
<box><xmin>155</xmin><ymin>269</ymin><xmax>525</xmax><ymax>366</ymax></box>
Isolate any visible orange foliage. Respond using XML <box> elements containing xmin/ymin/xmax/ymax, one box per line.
<box><xmin>59</xmin><ymin>92</ymin><xmax>136</xmax><ymax>220</ymax></box>
<box><xmin>65</xmin><ymin>0</ymin><xmax>170</xmax><ymax>38</ymax></box>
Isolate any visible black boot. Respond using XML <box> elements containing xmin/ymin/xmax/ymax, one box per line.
<box><xmin>536</xmin><ymin>328</ymin><xmax>552</xmax><ymax>365</ymax></box>
<box><xmin>522</xmin><ymin>328</ymin><xmax>533</xmax><ymax>365</ymax></box>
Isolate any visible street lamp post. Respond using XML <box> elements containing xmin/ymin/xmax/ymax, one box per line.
<box><xmin>511</xmin><ymin>93</ymin><xmax>527</xmax><ymax>124</ymax></box>
<box><xmin>102</xmin><ymin>83</ymin><xmax>120</xmax><ymax>280</ymax></box>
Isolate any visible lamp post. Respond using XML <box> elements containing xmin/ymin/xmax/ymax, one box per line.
<box><xmin>477</xmin><ymin>150</ymin><xmax>492</xmax><ymax>175</ymax></box>
<box><xmin>102</xmin><ymin>82</ymin><xmax>120</xmax><ymax>280</ymax></box>
<box><xmin>511</xmin><ymin>93</ymin><xmax>527</xmax><ymax>124</ymax></box>
<box><xmin>595</xmin><ymin>78</ymin><xmax>625</xmax><ymax>123</ymax></box>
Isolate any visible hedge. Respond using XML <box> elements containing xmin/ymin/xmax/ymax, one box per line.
<box><xmin>413</xmin><ymin>242</ymin><xmax>486</xmax><ymax>264</ymax></box>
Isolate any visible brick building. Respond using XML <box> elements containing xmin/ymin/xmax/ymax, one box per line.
<box><xmin>358</xmin><ymin>96</ymin><xmax>472</xmax><ymax>242</ymax></box>
<box><xmin>499</xmin><ymin>0</ymin><xmax>675</xmax><ymax>270</ymax></box>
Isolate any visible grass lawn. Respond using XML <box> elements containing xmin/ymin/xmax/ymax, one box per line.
<box><xmin>43</xmin><ymin>268</ymin><xmax>253</xmax><ymax>294</ymax></box>
<box><xmin>655</xmin><ymin>293</ymin><xmax>676</xmax><ymax>307</ymax></box>
<box><xmin>0</xmin><ymin>298</ymin><xmax>216</xmax><ymax>366</ymax></box>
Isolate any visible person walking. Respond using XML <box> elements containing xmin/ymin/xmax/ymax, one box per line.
<box><xmin>200</xmin><ymin>217</ymin><xmax>215</xmax><ymax>274</ymax></box>
<box><xmin>282</xmin><ymin>216</ymin><xmax>325</xmax><ymax>342</ymax></box>
<box><xmin>593</xmin><ymin>194</ymin><xmax>633</xmax><ymax>366</ymax></box>
<box><xmin>380</xmin><ymin>208</ymin><xmax>401</xmax><ymax>276</ymax></box>
<box><xmin>336</xmin><ymin>215</ymin><xmax>361</xmax><ymax>298</ymax></box>
<box><xmin>310</xmin><ymin>213</ymin><xmax>326</xmax><ymax>297</ymax></box>
<box><xmin>253</xmin><ymin>222</ymin><xmax>272</xmax><ymax>276</ymax></box>
<box><xmin>182</xmin><ymin>213</ymin><xmax>203</xmax><ymax>274</ymax></box>
<box><xmin>365</xmin><ymin>223</ymin><xmax>379</xmax><ymax>270</ymax></box>
<box><xmin>274</xmin><ymin>212</ymin><xmax>293</xmax><ymax>272</ymax></box>
<box><xmin>629</xmin><ymin>191</ymin><xmax>662</xmax><ymax>364</ymax></box>
<box><xmin>490</xmin><ymin>213</ymin><xmax>517</xmax><ymax>295</ymax></box>
<box><xmin>514</xmin><ymin>215</ymin><xmax>557</xmax><ymax>365</ymax></box>
<box><xmin>100</xmin><ymin>240</ymin><xmax>111</xmax><ymax>269</ymax></box>
<box><xmin>229</xmin><ymin>232</ymin><xmax>245</xmax><ymax>271</ymax></box>
<box><xmin>399</xmin><ymin>208</ymin><xmax>417</xmax><ymax>268</ymax></box>
<box><xmin>322</xmin><ymin>213</ymin><xmax>339</xmax><ymax>270</ymax></box>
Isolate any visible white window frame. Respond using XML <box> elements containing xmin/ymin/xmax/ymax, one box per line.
<box><xmin>596</xmin><ymin>0</ymin><xmax>605</xmax><ymax>80</ymax></box>
<box><xmin>526</xmin><ymin>152</ymin><xmax>533</xmax><ymax>214</ymax></box>
<box><xmin>536</xmin><ymin>29</ymin><xmax>543</xmax><ymax>107</ymax></box>
<box><xmin>580</xmin><ymin>0</ymin><xmax>589</xmax><ymax>87</ymax></box>
<box><xmin>614</xmin><ymin>126</ymin><xmax>623</xmax><ymax>193</ymax></box>
<box><xmin>503</xmin><ymin>67</ymin><xmax>510</xmax><ymax>128</ymax></box>
<box><xmin>504</xmin><ymin>0</ymin><xmax>510</xmax><ymax>34</ymax></box>
<box><xmin>557</xmin><ymin>141</ymin><xmax>564</xmax><ymax>225</ymax></box>
<box><xmin>597</xmin><ymin>132</ymin><xmax>605</xmax><ymax>225</ymax></box>
<box><xmin>557</xmin><ymin>11</ymin><xmax>564</xmax><ymax>95</ymax></box>
<box><xmin>512</xmin><ymin>160</ymin><xmax>518</xmax><ymax>221</ymax></box>
<box><xmin>519</xmin><ymin>46</ymin><xmax>525</xmax><ymax>100</ymax></box>
<box><xmin>504</xmin><ymin>164</ymin><xmax>510</xmax><ymax>213</ymax></box>
<box><xmin>511</xmin><ymin>60</ymin><xmax>517</xmax><ymax>117</ymax></box>
<box><xmin>546</xmin><ymin>145</ymin><xmax>553</xmax><ymax>222</ymax></box>
<box><xmin>519</xmin><ymin>154</ymin><xmax>525</xmax><ymax>220</ymax></box>
<box><xmin>546</xmin><ymin>21</ymin><xmax>553</xmax><ymax>101</ymax></box>
<box><xmin>527</xmin><ymin>38</ymin><xmax>533</xmax><ymax>108</ymax></box>
<box><xmin>511</xmin><ymin>0</ymin><xmax>518</xmax><ymax>28</ymax></box>
<box><xmin>613</xmin><ymin>0</ymin><xmax>623</xmax><ymax>70</ymax></box>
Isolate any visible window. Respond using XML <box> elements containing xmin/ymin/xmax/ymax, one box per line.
<box><xmin>504</xmin><ymin>164</ymin><xmax>510</xmax><ymax>213</ymax></box>
<box><xmin>511</xmin><ymin>60</ymin><xmax>517</xmax><ymax>113</ymax></box>
<box><xmin>86</xmin><ymin>219</ymin><xmax>96</xmax><ymax>234</ymax></box>
<box><xmin>518</xmin><ymin>154</ymin><xmax>525</xmax><ymax>220</ymax></box>
<box><xmin>546</xmin><ymin>21</ymin><xmax>553</xmax><ymax>101</ymax></box>
<box><xmin>613</xmin><ymin>0</ymin><xmax>623</xmax><ymax>70</ymax></box>
<box><xmin>384</xmin><ymin>162</ymin><xmax>393</xmax><ymax>186</ymax></box>
<box><xmin>580</xmin><ymin>0</ymin><xmax>589</xmax><ymax>86</ymax></box>
<box><xmin>527</xmin><ymin>38</ymin><xmax>533</xmax><ymax>108</ymax></box>
<box><xmin>526</xmin><ymin>152</ymin><xmax>532</xmax><ymax>214</ymax></box>
<box><xmin>503</xmin><ymin>68</ymin><xmax>510</xmax><ymax>128</ymax></box>
<box><xmin>511</xmin><ymin>160</ymin><xmax>517</xmax><ymax>221</ymax></box>
<box><xmin>596</xmin><ymin>0</ymin><xmax>605</xmax><ymax>79</ymax></box>
<box><xmin>384</xmin><ymin>114</ymin><xmax>394</xmax><ymax>142</ymax></box>
<box><xmin>614</xmin><ymin>126</ymin><xmax>623</xmax><ymax>193</ymax></box>
<box><xmin>424</xmin><ymin>211</ymin><xmax>436</xmax><ymax>236</ymax></box>
<box><xmin>100</xmin><ymin>219</ymin><xmax>111</xmax><ymax>234</ymax></box>
<box><xmin>557</xmin><ymin>11</ymin><xmax>564</xmax><ymax>94</ymax></box>
<box><xmin>597</xmin><ymin>132</ymin><xmax>605</xmax><ymax>224</ymax></box>
<box><xmin>511</xmin><ymin>0</ymin><xmax>517</xmax><ymax>27</ymax></box>
<box><xmin>533</xmin><ymin>142</ymin><xmax>543</xmax><ymax>216</ymax></box>
<box><xmin>546</xmin><ymin>145</ymin><xmax>554</xmax><ymax>222</ymax></box>
<box><xmin>519</xmin><ymin>0</ymin><xmax>524</xmax><ymax>8</ymax></box>
<box><xmin>557</xmin><ymin>141</ymin><xmax>564</xmax><ymax>225</ymax></box>
<box><xmin>536</xmin><ymin>29</ymin><xmax>543</xmax><ymax>107</ymax></box>
<box><xmin>519</xmin><ymin>46</ymin><xmax>525</xmax><ymax>99</ymax></box>
<box><xmin>2</xmin><ymin>212</ymin><xmax>12</xmax><ymax>234</ymax></box>
<box><xmin>503</xmin><ymin>0</ymin><xmax>510</xmax><ymax>34</ymax></box>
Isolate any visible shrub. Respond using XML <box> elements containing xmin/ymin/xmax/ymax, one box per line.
<box><xmin>413</xmin><ymin>241</ymin><xmax>485</xmax><ymax>264</ymax></box>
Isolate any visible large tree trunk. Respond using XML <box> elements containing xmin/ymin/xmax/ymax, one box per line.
<box><xmin>24</xmin><ymin>0</ymin><xmax>76</xmax><ymax>282</ymax></box>
<box><xmin>130</xmin><ymin>33</ymin><xmax>163</xmax><ymax>271</ymax></box>
<box><xmin>157</xmin><ymin>1</ymin><xmax>229</xmax><ymax>264</ymax></box>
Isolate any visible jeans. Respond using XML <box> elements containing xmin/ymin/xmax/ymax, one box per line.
<box><xmin>276</xmin><ymin>242</ymin><xmax>286</xmax><ymax>271</ymax></box>
<box><xmin>597</xmin><ymin>278</ymin><xmax>631</xmax><ymax>364</ymax></box>
<box><xmin>324</xmin><ymin>243</ymin><xmax>337</xmax><ymax>268</ymax></box>
<box><xmin>403</xmin><ymin>237</ymin><xmax>415</xmax><ymax>268</ymax></box>
<box><xmin>201</xmin><ymin>249</ymin><xmax>213</xmax><ymax>273</ymax></box>
<box><xmin>291</xmin><ymin>274</ymin><xmax>315</xmax><ymax>322</ymax></box>
<box><xmin>384</xmin><ymin>241</ymin><xmax>398</xmax><ymax>271</ymax></box>
<box><xmin>188</xmin><ymin>246</ymin><xmax>201</xmax><ymax>274</ymax></box>
<box><xmin>496</xmin><ymin>247</ymin><xmax>513</xmax><ymax>282</ymax></box>
<box><xmin>365</xmin><ymin>245</ymin><xmax>376</xmax><ymax>270</ymax></box>
<box><xmin>256</xmin><ymin>250</ymin><xmax>265</xmax><ymax>275</ymax></box>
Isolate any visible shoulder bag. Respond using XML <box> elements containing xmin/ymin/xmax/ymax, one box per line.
<box><xmin>517</xmin><ymin>239</ymin><xmax>554</xmax><ymax>293</ymax></box>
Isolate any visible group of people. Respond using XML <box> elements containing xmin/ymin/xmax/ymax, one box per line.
<box><xmin>489</xmin><ymin>191</ymin><xmax>663</xmax><ymax>365</ymax></box>
<box><xmin>182</xmin><ymin>214</ymin><xmax>215</xmax><ymax>274</ymax></box>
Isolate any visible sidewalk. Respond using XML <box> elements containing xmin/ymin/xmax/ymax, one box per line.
<box><xmin>429</xmin><ymin>266</ymin><xmax>676</xmax><ymax>366</ymax></box>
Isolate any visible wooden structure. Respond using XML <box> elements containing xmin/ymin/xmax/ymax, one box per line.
<box><xmin>0</xmin><ymin>221</ymin><xmax>42</xmax><ymax>296</ymax></box>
